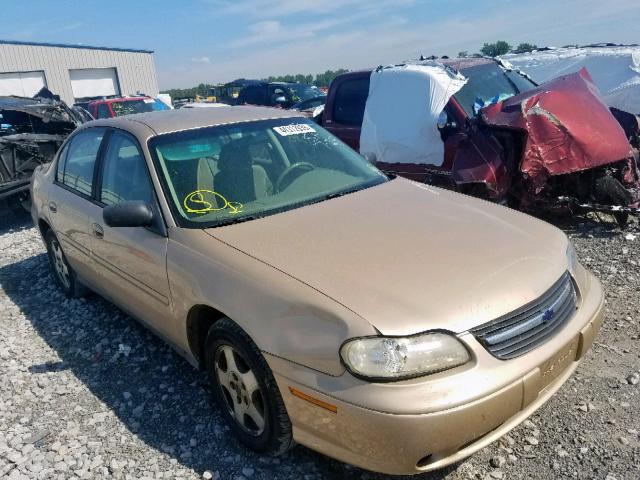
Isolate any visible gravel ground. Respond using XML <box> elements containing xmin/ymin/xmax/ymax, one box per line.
<box><xmin>0</xmin><ymin>210</ymin><xmax>639</xmax><ymax>480</ymax></box>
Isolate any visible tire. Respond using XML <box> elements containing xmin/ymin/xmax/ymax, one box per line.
<box><xmin>45</xmin><ymin>230</ymin><xmax>87</xmax><ymax>298</ymax></box>
<box><xmin>204</xmin><ymin>318</ymin><xmax>294</xmax><ymax>455</ymax></box>
<box><xmin>7</xmin><ymin>193</ymin><xmax>31</xmax><ymax>216</ymax></box>
<box><xmin>593</xmin><ymin>176</ymin><xmax>632</xmax><ymax>227</ymax></box>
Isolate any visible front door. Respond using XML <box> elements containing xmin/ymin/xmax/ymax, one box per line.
<box><xmin>88</xmin><ymin>129</ymin><xmax>173</xmax><ymax>340</ymax></box>
<box><xmin>323</xmin><ymin>75</ymin><xmax>370</xmax><ymax>151</ymax></box>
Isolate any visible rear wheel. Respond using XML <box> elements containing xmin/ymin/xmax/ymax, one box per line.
<box><xmin>45</xmin><ymin>231</ymin><xmax>87</xmax><ymax>297</ymax></box>
<box><xmin>205</xmin><ymin>318</ymin><xmax>294</xmax><ymax>455</ymax></box>
<box><xmin>7</xmin><ymin>192</ymin><xmax>31</xmax><ymax>215</ymax></box>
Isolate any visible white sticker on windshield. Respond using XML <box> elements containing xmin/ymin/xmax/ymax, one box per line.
<box><xmin>143</xmin><ymin>98</ymin><xmax>155</xmax><ymax>103</ymax></box>
<box><xmin>273</xmin><ymin>124</ymin><xmax>315</xmax><ymax>136</ymax></box>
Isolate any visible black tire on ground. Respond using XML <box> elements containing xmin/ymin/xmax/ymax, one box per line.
<box><xmin>7</xmin><ymin>193</ymin><xmax>31</xmax><ymax>216</ymax></box>
<box><xmin>593</xmin><ymin>176</ymin><xmax>632</xmax><ymax>227</ymax></box>
<box><xmin>204</xmin><ymin>318</ymin><xmax>294</xmax><ymax>456</ymax></box>
<box><xmin>44</xmin><ymin>230</ymin><xmax>88</xmax><ymax>298</ymax></box>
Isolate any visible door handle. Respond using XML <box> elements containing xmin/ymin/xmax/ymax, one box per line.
<box><xmin>48</xmin><ymin>201</ymin><xmax>57</xmax><ymax>213</ymax></box>
<box><xmin>91</xmin><ymin>223</ymin><xmax>104</xmax><ymax>239</ymax></box>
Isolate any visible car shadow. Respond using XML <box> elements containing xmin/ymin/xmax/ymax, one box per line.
<box><xmin>1</xmin><ymin>250</ymin><xmax>453</xmax><ymax>479</ymax></box>
<box><xmin>0</xmin><ymin>210</ymin><xmax>33</xmax><ymax>236</ymax></box>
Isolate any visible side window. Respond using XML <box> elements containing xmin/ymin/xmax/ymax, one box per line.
<box><xmin>333</xmin><ymin>77</ymin><xmax>370</xmax><ymax>126</ymax></box>
<box><xmin>60</xmin><ymin>129</ymin><xmax>105</xmax><ymax>196</ymax></box>
<box><xmin>242</xmin><ymin>86</ymin><xmax>267</xmax><ymax>105</ymax></box>
<box><xmin>55</xmin><ymin>143</ymin><xmax>70</xmax><ymax>182</ymax></box>
<box><xmin>97</xmin><ymin>104</ymin><xmax>111</xmax><ymax>119</ymax></box>
<box><xmin>100</xmin><ymin>131</ymin><xmax>154</xmax><ymax>206</ymax></box>
<box><xmin>268</xmin><ymin>86</ymin><xmax>286</xmax><ymax>104</ymax></box>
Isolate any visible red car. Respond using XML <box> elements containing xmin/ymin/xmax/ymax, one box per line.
<box><xmin>87</xmin><ymin>96</ymin><xmax>169</xmax><ymax>119</ymax></box>
<box><xmin>321</xmin><ymin>58</ymin><xmax>640</xmax><ymax>225</ymax></box>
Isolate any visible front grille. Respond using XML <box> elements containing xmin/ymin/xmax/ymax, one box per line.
<box><xmin>472</xmin><ymin>272</ymin><xmax>577</xmax><ymax>360</ymax></box>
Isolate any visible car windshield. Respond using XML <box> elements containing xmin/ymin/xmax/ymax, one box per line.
<box><xmin>149</xmin><ymin>118</ymin><xmax>387</xmax><ymax>228</ymax></box>
<box><xmin>284</xmin><ymin>84</ymin><xmax>324</xmax><ymax>103</ymax></box>
<box><xmin>454</xmin><ymin>63</ymin><xmax>536</xmax><ymax>116</ymax></box>
<box><xmin>111</xmin><ymin>98</ymin><xmax>169</xmax><ymax>117</ymax></box>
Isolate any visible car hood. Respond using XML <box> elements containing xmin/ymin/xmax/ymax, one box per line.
<box><xmin>480</xmin><ymin>68</ymin><xmax>632</xmax><ymax>187</ymax></box>
<box><xmin>205</xmin><ymin>178</ymin><xmax>569</xmax><ymax>335</ymax></box>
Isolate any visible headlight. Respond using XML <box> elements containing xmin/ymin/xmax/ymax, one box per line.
<box><xmin>340</xmin><ymin>332</ymin><xmax>470</xmax><ymax>381</ymax></box>
<box><xmin>566</xmin><ymin>241</ymin><xmax>578</xmax><ymax>276</ymax></box>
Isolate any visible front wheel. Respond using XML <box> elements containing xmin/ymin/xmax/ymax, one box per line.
<box><xmin>205</xmin><ymin>318</ymin><xmax>294</xmax><ymax>455</ymax></box>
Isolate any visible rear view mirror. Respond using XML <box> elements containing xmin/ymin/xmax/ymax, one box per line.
<box><xmin>103</xmin><ymin>201</ymin><xmax>154</xmax><ymax>228</ymax></box>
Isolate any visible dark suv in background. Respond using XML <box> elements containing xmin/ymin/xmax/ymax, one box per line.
<box><xmin>237</xmin><ymin>81</ymin><xmax>326</xmax><ymax>110</ymax></box>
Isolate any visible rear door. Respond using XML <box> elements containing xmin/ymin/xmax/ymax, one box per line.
<box><xmin>240</xmin><ymin>85</ymin><xmax>268</xmax><ymax>106</ymax></box>
<box><xmin>48</xmin><ymin>128</ymin><xmax>106</xmax><ymax>281</ymax></box>
<box><xmin>88</xmin><ymin>129</ymin><xmax>173</xmax><ymax>338</ymax></box>
<box><xmin>323</xmin><ymin>74</ymin><xmax>370</xmax><ymax>150</ymax></box>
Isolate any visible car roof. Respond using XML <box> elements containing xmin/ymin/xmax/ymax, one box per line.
<box><xmin>88</xmin><ymin>96</ymin><xmax>151</xmax><ymax>106</ymax></box>
<box><xmin>337</xmin><ymin>57</ymin><xmax>496</xmax><ymax>79</ymax></box>
<box><xmin>439</xmin><ymin>57</ymin><xmax>495</xmax><ymax>70</ymax></box>
<box><xmin>82</xmin><ymin>105</ymin><xmax>304</xmax><ymax>136</ymax></box>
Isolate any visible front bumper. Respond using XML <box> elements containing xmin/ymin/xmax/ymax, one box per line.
<box><xmin>266</xmin><ymin>272</ymin><xmax>604</xmax><ymax>475</ymax></box>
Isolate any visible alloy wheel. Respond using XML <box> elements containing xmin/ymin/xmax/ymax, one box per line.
<box><xmin>51</xmin><ymin>239</ymin><xmax>71</xmax><ymax>289</ymax></box>
<box><xmin>214</xmin><ymin>344</ymin><xmax>266</xmax><ymax>436</ymax></box>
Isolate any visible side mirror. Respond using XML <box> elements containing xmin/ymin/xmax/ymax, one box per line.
<box><xmin>437</xmin><ymin>111</ymin><xmax>457</xmax><ymax>130</ymax></box>
<box><xmin>103</xmin><ymin>201</ymin><xmax>154</xmax><ymax>228</ymax></box>
<box><xmin>272</xmin><ymin>95</ymin><xmax>287</xmax><ymax>105</ymax></box>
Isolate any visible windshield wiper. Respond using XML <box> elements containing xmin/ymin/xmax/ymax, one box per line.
<box><xmin>208</xmin><ymin>179</ymin><xmax>387</xmax><ymax>228</ymax></box>
<box><xmin>212</xmin><ymin>214</ymin><xmax>261</xmax><ymax>228</ymax></box>
<box><xmin>502</xmin><ymin>71</ymin><xmax>521</xmax><ymax>94</ymax></box>
<box><xmin>313</xmin><ymin>181</ymin><xmax>382</xmax><ymax>204</ymax></box>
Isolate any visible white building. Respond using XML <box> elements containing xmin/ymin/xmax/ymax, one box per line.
<box><xmin>0</xmin><ymin>39</ymin><xmax>159</xmax><ymax>105</ymax></box>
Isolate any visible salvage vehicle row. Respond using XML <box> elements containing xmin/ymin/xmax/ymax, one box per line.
<box><xmin>319</xmin><ymin>58</ymin><xmax>640</xmax><ymax>225</ymax></box>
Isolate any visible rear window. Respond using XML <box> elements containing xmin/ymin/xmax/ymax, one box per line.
<box><xmin>111</xmin><ymin>99</ymin><xmax>169</xmax><ymax>117</ymax></box>
<box><xmin>332</xmin><ymin>77</ymin><xmax>370</xmax><ymax>126</ymax></box>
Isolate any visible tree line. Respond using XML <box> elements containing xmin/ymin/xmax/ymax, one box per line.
<box><xmin>458</xmin><ymin>41</ymin><xmax>538</xmax><ymax>58</ymax></box>
<box><xmin>160</xmin><ymin>44</ymin><xmax>540</xmax><ymax>99</ymax></box>
<box><xmin>161</xmin><ymin>69</ymin><xmax>349</xmax><ymax>100</ymax></box>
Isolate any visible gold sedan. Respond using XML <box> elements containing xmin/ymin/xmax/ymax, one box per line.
<box><xmin>31</xmin><ymin>107</ymin><xmax>603</xmax><ymax>475</ymax></box>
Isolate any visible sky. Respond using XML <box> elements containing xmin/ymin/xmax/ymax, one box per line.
<box><xmin>2</xmin><ymin>0</ymin><xmax>640</xmax><ymax>89</ymax></box>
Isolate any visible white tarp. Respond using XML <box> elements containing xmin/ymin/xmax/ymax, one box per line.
<box><xmin>360</xmin><ymin>63</ymin><xmax>467</xmax><ymax>167</ymax></box>
<box><xmin>501</xmin><ymin>46</ymin><xmax>640</xmax><ymax>113</ymax></box>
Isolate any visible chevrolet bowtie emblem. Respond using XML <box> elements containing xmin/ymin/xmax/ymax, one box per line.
<box><xmin>542</xmin><ymin>308</ymin><xmax>555</xmax><ymax>322</ymax></box>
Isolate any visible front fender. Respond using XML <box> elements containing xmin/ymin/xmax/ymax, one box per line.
<box><xmin>166</xmin><ymin>228</ymin><xmax>377</xmax><ymax>376</ymax></box>
<box><xmin>451</xmin><ymin>126</ymin><xmax>510</xmax><ymax>199</ymax></box>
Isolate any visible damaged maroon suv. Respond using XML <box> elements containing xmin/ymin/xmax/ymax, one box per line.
<box><xmin>321</xmin><ymin>58</ymin><xmax>640</xmax><ymax>225</ymax></box>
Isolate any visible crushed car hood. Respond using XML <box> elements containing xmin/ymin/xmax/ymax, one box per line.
<box><xmin>0</xmin><ymin>88</ymin><xmax>84</xmax><ymax>135</ymax></box>
<box><xmin>206</xmin><ymin>177</ymin><xmax>569</xmax><ymax>335</ymax></box>
<box><xmin>480</xmin><ymin>68</ymin><xmax>633</xmax><ymax>186</ymax></box>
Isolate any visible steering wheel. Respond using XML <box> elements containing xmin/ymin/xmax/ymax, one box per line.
<box><xmin>276</xmin><ymin>162</ymin><xmax>315</xmax><ymax>192</ymax></box>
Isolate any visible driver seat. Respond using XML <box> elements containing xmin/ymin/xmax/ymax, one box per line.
<box><xmin>215</xmin><ymin>139</ymin><xmax>272</xmax><ymax>203</ymax></box>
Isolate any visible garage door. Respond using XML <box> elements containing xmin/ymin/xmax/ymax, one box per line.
<box><xmin>0</xmin><ymin>71</ymin><xmax>47</xmax><ymax>97</ymax></box>
<box><xmin>69</xmin><ymin>68</ymin><xmax>120</xmax><ymax>101</ymax></box>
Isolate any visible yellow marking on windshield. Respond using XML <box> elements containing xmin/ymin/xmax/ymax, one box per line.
<box><xmin>183</xmin><ymin>190</ymin><xmax>243</xmax><ymax>215</ymax></box>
